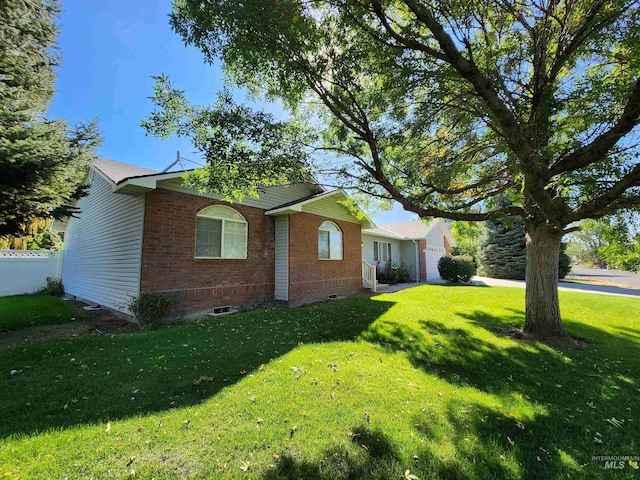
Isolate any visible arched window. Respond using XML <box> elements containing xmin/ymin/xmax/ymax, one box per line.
<box><xmin>195</xmin><ymin>205</ymin><xmax>247</xmax><ymax>259</ymax></box>
<box><xmin>318</xmin><ymin>221</ymin><xmax>342</xmax><ymax>260</ymax></box>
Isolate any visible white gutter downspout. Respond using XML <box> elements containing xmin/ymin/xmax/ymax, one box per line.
<box><xmin>413</xmin><ymin>240</ymin><xmax>420</xmax><ymax>282</ymax></box>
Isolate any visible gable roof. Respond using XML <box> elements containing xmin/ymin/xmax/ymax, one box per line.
<box><xmin>359</xmin><ymin>225</ymin><xmax>406</xmax><ymax>239</ymax></box>
<box><xmin>265</xmin><ymin>189</ymin><xmax>375</xmax><ymax>228</ymax></box>
<box><xmin>363</xmin><ymin>219</ymin><xmax>456</xmax><ymax>246</ymax></box>
<box><xmin>93</xmin><ymin>157</ymin><xmax>158</xmax><ymax>184</ymax></box>
<box><xmin>370</xmin><ymin>220</ymin><xmax>431</xmax><ymax>238</ymax></box>
<box><xmin>266</xmin><ymin>190</ymin><xmax>342</xmax><ymax>213</ymax></box>
<box><xmin>88</xmin><ymin>157</ymin><xmax>373</xmax><ymax>227</ymax></box>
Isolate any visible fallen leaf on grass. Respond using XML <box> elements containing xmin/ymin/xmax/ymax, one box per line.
<box><xmin>605</xmin><ymin>417</ymin><xmax>623</xmax><ymax>428</ymax></box>
<box><xmin>404</xmin><ymin>470</ymin><xmax>420</xmax><ymax>480</ymax></box>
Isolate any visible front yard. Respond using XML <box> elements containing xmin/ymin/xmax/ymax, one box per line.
<box><xmin>0</xmin><ymin>286</ymin><xmax>638</xmax><ymax>479</ymax></box>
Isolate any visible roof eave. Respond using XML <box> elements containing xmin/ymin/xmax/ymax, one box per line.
<box><xmin>265</xmin><ymin>189</ymin><xmax>375</xmax><ymax>228</ymax></box>
<box><xmin>113</xmin><ymin>170</ymin><xmax>192</xmax><ymax>194</ymax></box>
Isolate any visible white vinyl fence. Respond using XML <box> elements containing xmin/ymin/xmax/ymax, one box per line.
<box><xmin>0</xmin><ymin>250</ymin><xmax>62</xmax><ymax>296</ymax></box>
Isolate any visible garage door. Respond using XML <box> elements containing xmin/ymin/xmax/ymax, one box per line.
<box><xmin>425</xmin><ymin>246</ymin><xmax>446</xmax><ymax>281</ymax></box>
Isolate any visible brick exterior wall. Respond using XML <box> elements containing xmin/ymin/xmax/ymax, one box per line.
<box><xmin>418</xmin><ymin>239</ymin><xmax>427</xmax><ymax>281</ymax></box>
<box><xmin>140</xmin><ymin>189</ymin><xmax>275</xmax><ymax>311</ymax></box>
<box><xmin>288</xmin><ymin>213</ymin><xmax>362</xmax><ymax>306</ymax></box>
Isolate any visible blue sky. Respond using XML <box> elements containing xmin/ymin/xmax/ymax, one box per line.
<box><xmin>49</xmin><ymin>0</ymin><xmax>416</xmax><ymax>224</ymax></box>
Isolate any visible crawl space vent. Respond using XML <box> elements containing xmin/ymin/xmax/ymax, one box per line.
<box><xmin>207</xmin><ymin>305</ymin><xmax>238</xmax><ymax>317</ymax></box>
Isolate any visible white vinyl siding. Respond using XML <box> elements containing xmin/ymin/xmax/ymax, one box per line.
<box><xmin>303</xmin><ymin>196</ymin><xmax>359</xmax><ymax>223</ymax></box>
<box><xmin>62</xmin><ymin>170</ymin><xmax>145</xmax><ymax>314</ymax></box>
<box><xmin>274</xmin><ymin>215</ymin><xmax>289</xmax><ymax>301</ymax></box>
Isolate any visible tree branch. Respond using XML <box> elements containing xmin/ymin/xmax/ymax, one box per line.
<box><xmin>368</xmin><ymin>0</ymin><xmax>448</xmax><ymax>61</ymax></box>
<box><xmin>549</xmin><ymin>77</ymin><xmax>640</xmax><ymax>177</ymax></box>
<box><xmin>567</xmin><ymin>162</ymin><xmax>640</xmax><ymax>221</ymax></box>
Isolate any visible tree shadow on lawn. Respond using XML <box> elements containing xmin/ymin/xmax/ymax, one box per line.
<box><xmin>0</xmin><ymin>296</ymin><xmax>395</xmax><ymax>439</ymax></box>
<box><xmin>262</xmin><ymin>422</ymin><xmax>527</xmax><ymax>480</ymax></box>
<box><xmin>261</xmin><ymin>424</ymin><xmax>514</xmax><ymax>480</ymax></box>
<box><xmin>262</xmin><ymin>426</ymin><xmax>400</xmax><ymax>480</ymax></box>
<box><xmin>361</xmin><ymin>311</ymin><xmax>639</xmax><ymax>479</ymax></box>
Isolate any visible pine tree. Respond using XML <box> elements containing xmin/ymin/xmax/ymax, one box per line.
<box><xmin>477</xmin><ymin>219</ymin><xmax>527</xmax><ymax>280</ymax></box>
<box><xmin>477</xmin><ymin>219</ymin><xmax>571</xmax><ymax>280</ymax></box>
<box><xmin>0</xmin><ymin>0</ymin><xmax>100</xmax><ymax>238</ymax></box>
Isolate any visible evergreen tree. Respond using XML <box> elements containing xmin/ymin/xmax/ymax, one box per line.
<box><xmin>477</xmin><ymin>219</ymin><xmax>571</xmax><ymax>280</ymax></box>
<box><xmin>0</xmin><ymin>0</ymin><xmax>100</xmax><ymax>238</ymax></box>
<box><xmin>477</xmin><ymin>219</ymin><xmax>527</xmax><ymax>280</ymax></box>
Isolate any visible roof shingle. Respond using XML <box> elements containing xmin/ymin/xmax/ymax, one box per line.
<box><xmin>93</xmin><ymin>157</ymin><xmax>158</xmax><ymax>184</ymax></box>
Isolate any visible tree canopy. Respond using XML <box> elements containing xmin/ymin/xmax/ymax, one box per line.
<box><xmin>566</xmin><ymin>214</ymin><xmax>640</xmax><ymax>271</ymax></box>
<box><xmin>0</xmin><ymin>0</ymin><xmax>100</xmax><ymax>238</ymax></box>
<box><xmin>146</xmin><ymin>0</ymin><xmax>640</xmax><ymax>338</ymax></box>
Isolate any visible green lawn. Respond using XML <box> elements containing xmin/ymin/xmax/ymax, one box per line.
<box><xmin>0</xmin><ymin>285</ymin><xmax>638</xmax><ymax>479</ymax></box>
<box><xmin>0</xmin><ymin>295</ymin><xmax>76</xmax><ymax>333</ymax></box>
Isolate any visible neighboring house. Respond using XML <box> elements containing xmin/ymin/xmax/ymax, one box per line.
<box><xmin>53</xmin><ymin>158</ymin><xmax>374</xmax><ymax>315</ymax></box>
<box><xmin>362</xmin><ymin>220</ymin><xmax>456</xmax><ymax>282</ymax></box>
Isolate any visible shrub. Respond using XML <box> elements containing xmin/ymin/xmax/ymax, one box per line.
<box><xmin>376</xmin><ymin>262</ymin><xmax>398</xmax><ymax>285</ymax></box>
<box><xmin>36</xmin><ymin>277</ymin><xmax>64</xmax><ymax>297</ymax></box>
<box><xmin>128</xmin><ymin>291</ymin><xmax>178</xmax><ymax>327</ymax></box>
<box><xmin>396</xmin><ymin>263</ymin><xmax>413</xmax><ymax>283</ymax></box>
<box><xmin>438</xmin><ymin>255</ymin><xmax>476</xmax><ymax>283</ymax></box>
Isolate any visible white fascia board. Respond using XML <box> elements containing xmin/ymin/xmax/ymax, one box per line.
<box><xmin>266</xmin><ymin>205</ymin><xmax>303</xmax><ymax>215</ymax></box>
<box><xmin>113</xmin><ymin>170</ymin><xmax>191</xmax><ymax>194</ymax></box>
<box><xmin>361</xmin><ymin>229</ymin><xmax>406</xmax><ymax>240</ymax></box>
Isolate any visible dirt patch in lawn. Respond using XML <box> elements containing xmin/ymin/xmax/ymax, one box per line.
<box><xmin>0</xmin><ymin>301</ymin><xmax>138</xmax><ymax>351</ymax></box>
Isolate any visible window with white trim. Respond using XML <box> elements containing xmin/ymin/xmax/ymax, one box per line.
<box><xmin>318</xmin><ymin>221</ymin><xmax>343</xmax><ymax>260</ymax></box>
<box><xmin>195</xmin><ymin>205</ymin><xmax>247</xmax><ymax>259</ymax></box>
<box><xmin>373</xmin><ymin>241</ymin><xmax>392</xmax><ymax>263</ymax></box>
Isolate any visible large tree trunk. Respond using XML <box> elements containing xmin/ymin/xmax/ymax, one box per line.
<box><xmin>524</xmin><ymin>222</ymin><xmax>568</xmax><ymax>337</ymax></box>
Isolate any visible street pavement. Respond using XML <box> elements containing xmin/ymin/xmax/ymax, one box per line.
<box><xmin>378</xmin><ymin>268</ymin><xmax>640</xmax><ymax>299</ymax></box>
<box><xmin>565</xmin><ymin>267</ymin><xmax>640</xmax><ymax>289</ymax></box>
<box><xmin>473</xmin><ymin>272</ymin><xmax>639</xmax><ymax>298</ymax></box>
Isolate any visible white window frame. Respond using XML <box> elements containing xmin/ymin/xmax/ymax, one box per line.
<box><xmin>195</xmin><ymin>205</ymin><xmax>248</xmax><ymax>259</ymax></box>
<box><xmin>318</xmin><ymin>220</ymin><xmax>343</xmax><ymax>260</ymax></box>
<box><xmin>373</xmin><ymin>241</ymin><xmax>392</xmax><ymax>263</ymax></box>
